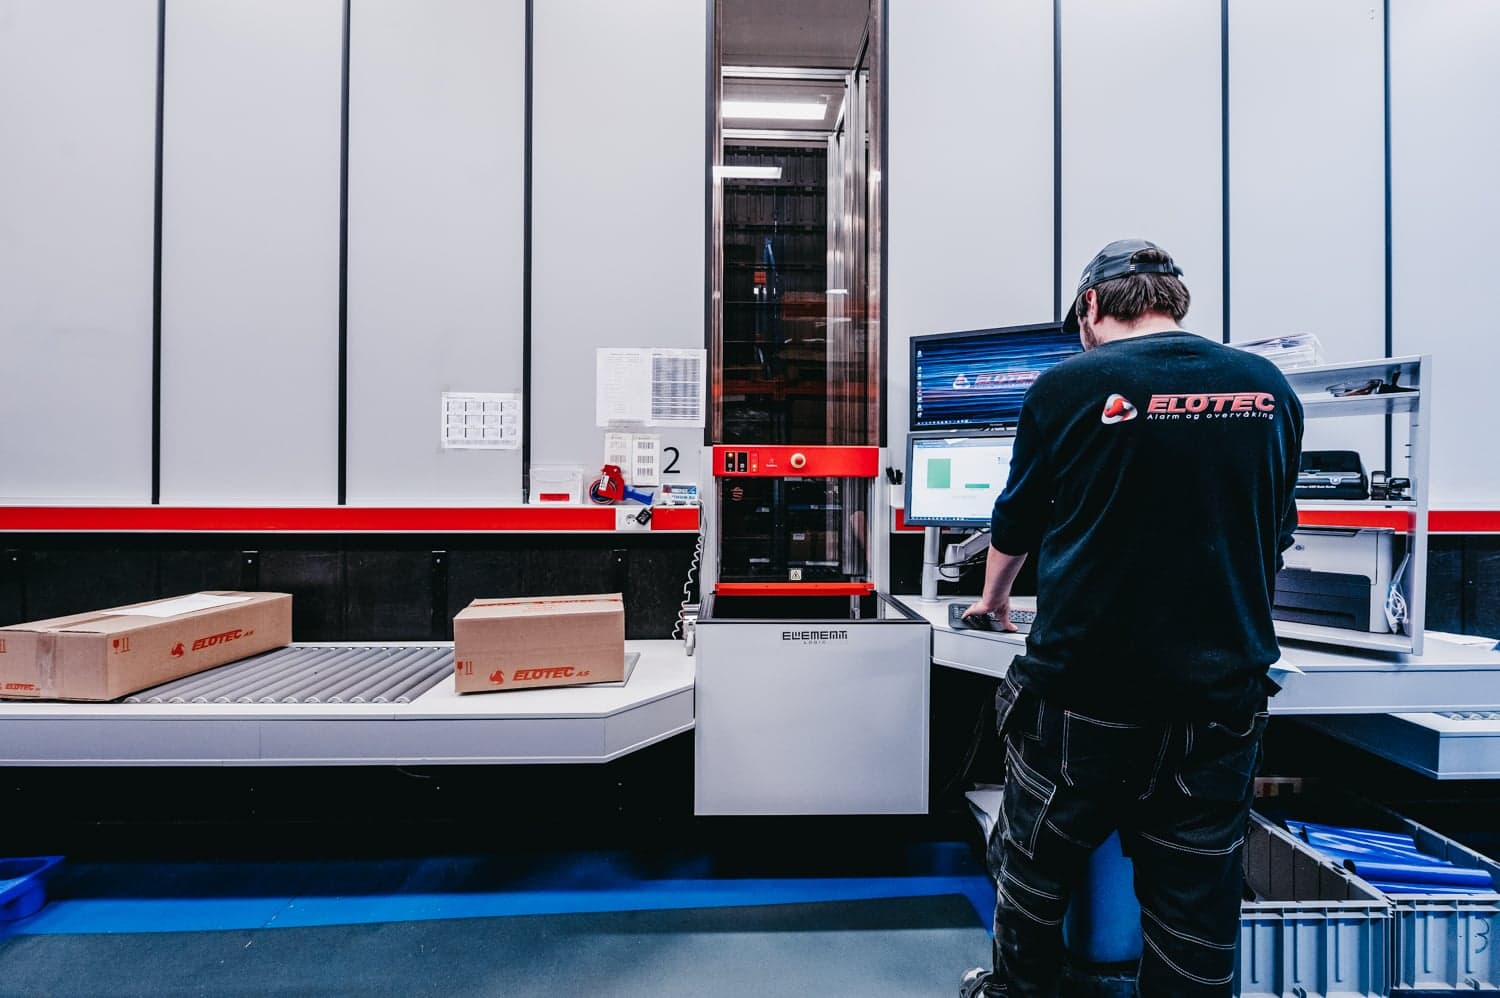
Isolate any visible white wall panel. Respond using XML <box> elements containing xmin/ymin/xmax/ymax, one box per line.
<box><xmin>531</xmin><ymin>0</ymin><xmax>706</xmax><ymax>486</ymax></box>
<box><xmin>887</xmin><ymin>0</ymin><xmax>1053</xmax><ymax>456</ymax></box>
<box><xmin>1060</xmin><ymin>0</ymin><xmax>1221</xmax><ymax>340</ymax></box>
<box><xmin>159</xmin><ymin>0</ymin><xmax>343</xmax><ymax>503</ymax></box>
<box><xmin>1391</xmin><ymin>0</ymin><xmax>1500</xmax><ymax>508</ymax></box>
<box><xmin>346</xmin><ymin>0</ymin><xmax>525</xmax><ymax>504</ymax></box>
<box><xmin>1230</xmin><ymin>0</ymin><xmax>1385</xmax><ymax>469</ymax></box>
<box><xmin>0</xmin><ymin>0</ymin><xmax>157</xmax><ymax>502</ymax></box>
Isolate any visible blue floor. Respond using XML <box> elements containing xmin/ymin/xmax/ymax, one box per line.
<box><xmin>0</xmin><ymin>843</ymin><xmax>997</xmax><ymax>997</ymax></box>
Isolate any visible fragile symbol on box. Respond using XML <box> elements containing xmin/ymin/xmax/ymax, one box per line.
<box><xmin>111</xmin><ymin>637</ymin><xmax>131</xmax><ymax>654</ymax></box>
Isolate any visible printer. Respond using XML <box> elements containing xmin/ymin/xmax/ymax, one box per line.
<box><xmin>1274</xmin><ymin>527</ymin><xmax>1396</xmax><ymax>633</ymax></box>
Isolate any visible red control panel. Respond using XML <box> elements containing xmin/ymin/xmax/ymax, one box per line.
<box><xmin>711</xmin><ymin>446</ymin><xmax>881</xmax><ymax>478</ymax></box>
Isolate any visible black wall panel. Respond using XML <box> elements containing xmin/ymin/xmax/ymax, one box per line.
<box><xmin>0</xmin><ymin>549</ymin><xmax>24</xmax><ymax>625</ymax></box>
<box><xmin>344</xmin><ymin>549</ymin><xmax>435</xmax><ymax>641</ymax></box>
<box><xmin>1427</xmin><ymin>538</ymin><xmax>1466</xmax><ymax>634</ymax></box>
<box><xmin>522</xmin><ymin>541</ymin><xmax>619</xmax><ymax>597</ymax></box>
<box><xmin>445</xmin><ymin>547</ymin><xmax>533</xmax><ymax>626</ymax></box>
<box><xmin>622</xmin><ymin>540</ymin><xmax>698</xmax><ymax>640</ymax></box>
<box><xmin>1467</xmin><ymin>537</ymin><xmax>1500</xmax><ymax>638</ymax></box>
<box><xmin>258</xmin><ymin>549</ymin><xmax>345</xmax><ymax>641</ymax></box>
<box><xmin>158</xmin><ymin>547</ymin><xmax>245</xmax><ymax>600</ymax></box>
<box><xmin>22</xmin><ymin>544</ymin><xmax>158</xmax><ymax>620</ymax></box>
<box><xmin>0</xmin><ymin>530</ymin><xmax>1485</xmax><ymax>642</ymax></box>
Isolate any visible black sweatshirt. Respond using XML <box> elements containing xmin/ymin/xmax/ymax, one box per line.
<box><xmin>990</xmin><ymin>330</ymin><xmax>1303</xmax><ymax>722</ymax></box>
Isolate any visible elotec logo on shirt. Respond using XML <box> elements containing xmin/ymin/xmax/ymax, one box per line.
<box><xmin>1100</xmin><ymin>394</ymin><xmax>1138</xmax><ymax>424</ymax></box>
<box><xmin>1145</xmin><ymin>392</ymin><xmax>1277</xmax><ymax>421</ymax></box>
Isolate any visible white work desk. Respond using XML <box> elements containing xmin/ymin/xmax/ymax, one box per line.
<box><xmin>0</xmin><ymin>640</ymin><xmax>694</xmax><ymax>766</ymax></box>
<box><xmin>897</xmin><ymin>594</ymin><xmax>1500</xmax><ymax>717</ymax></box>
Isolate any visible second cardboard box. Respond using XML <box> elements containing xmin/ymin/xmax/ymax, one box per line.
<box><xmin>453</xmin><ymin>593</ymin><xmax>625</xmax><ymax>693</ymax></box>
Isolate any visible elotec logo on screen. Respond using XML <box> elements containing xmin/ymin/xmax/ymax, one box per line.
<box><xmin>911</xmin><ymin>324</ymin><xmax>1080</xmax><ymax>431</ymax></box>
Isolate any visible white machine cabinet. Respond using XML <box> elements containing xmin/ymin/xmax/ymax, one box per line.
<box><xmin>693</xmin><ymin>592</ymin><xmax>931</xmax><ymax>815</ymax></box>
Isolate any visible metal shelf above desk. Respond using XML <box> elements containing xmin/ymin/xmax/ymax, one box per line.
<box><xmin>896</xmin><ymin>595</ymin><xmax>1500</xmax><ymax>717</ymax></box>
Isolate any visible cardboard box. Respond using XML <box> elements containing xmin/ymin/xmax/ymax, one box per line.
<box><xmin>454</xmin><ymin>593</ymin><xmax>625</xmax><ymax>693</ymax></box>
<box><xmin>0</xmin><ymin>592</ymin><xmax>292</xmax><ymax>701</ymax></box>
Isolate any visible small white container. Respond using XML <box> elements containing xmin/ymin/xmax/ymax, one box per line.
<box><xmin>529</xmin><ymin>466</ymin><xmax>584</xmax><ymax>505</ymax></box>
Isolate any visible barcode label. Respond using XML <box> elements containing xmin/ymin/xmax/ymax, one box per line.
<box><xmin>650</xmin><ymin>352</ymin><xmax>704</xmax><ymax>425</ymax></box>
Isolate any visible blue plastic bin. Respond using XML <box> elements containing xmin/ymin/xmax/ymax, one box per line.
<box><xmin>1063</xmin><ymin>832</ymin><xmax>1143</xmax><ymax>964</ymax></box>
<box><xmin>0</xmin><ymin>856</ymin><xmax>64</xmax><ymax>921</ymax></box>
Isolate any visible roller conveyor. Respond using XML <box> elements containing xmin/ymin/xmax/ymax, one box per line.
<box><xmin>125</xmin><ymin>645</ymin><xmax>452</xmax><ymax>705</ymax></box>
<box><xmin>0</xmin><ymin>641</ymin><xmax>695</xmax><ymax>767</ymax></box>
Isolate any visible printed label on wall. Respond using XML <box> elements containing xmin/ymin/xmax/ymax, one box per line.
<box><xmin>441</xmin><ymin>392</ymin><xmax>521</xmax><ymax>450</ymax></box>
<box><xmin>596</xmin><ymin>348</ymin><xmax>706</xmax><ymax>428</ymax></box>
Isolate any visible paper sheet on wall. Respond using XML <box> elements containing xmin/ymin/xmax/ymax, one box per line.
<box><xmin>646</xmin><ymin>349</ymin><xmax>706</xmax><ymax>426</ymax></box>
<box><xmin>597</xmin><ymin>350</ymin><xmax>653</xmax><ymax>425</ymax></box>
<box><xmin>104</xmin><ymin>593</ymin><xmax>252</xmax><ymax>618</ymax></box>
<box><xmin>441</xmin><ymin>392</ymin><xmax>521</xmax><ymax>449</ymax></box>
<box><xmin>596</xmin><ymin>348</ymin><xmax>706</xmax><ymax>428</ymax></box>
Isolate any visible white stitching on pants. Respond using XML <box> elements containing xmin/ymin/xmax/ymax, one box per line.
<box><xmin>1138</xmin><ymin>727</ymin><xmax>1171</xmax><ymax>800</ymax></box>
<box><xmin>1064</xmin><ymin>709</ymin><xmax>1141</xmax><ymax>729</ymax></box>
<box><xmin>1137</xmin><ymin>830</ymin><xmax>1245</xmax><ymax>856</ymax></box>
<box><xmin>1141</xmin><ymin>932</ymin><xmax>1234</xmax><ymax>986</ymax></box>
<box><xmin>1043</xmin><ymin>819</ymin><xmax>1092</xmax><ymax>848</ymax></box>
<box><xmin>996</xmin><ymin>883</ymin><xmax>1063</xmax><ymax>926</ymax></box>
<box><xmin>1176</xmin><ymin>723</ymin><xmax>1195</xmax><ymax>797</ymax></box>
<box><xmin>1005</xmin><ymin>749</ymin><xmax>1055</xmax><ymax>859</ymax></box>
<box><xmin>1175</xmin><ymin>772</ymin><xmax>1193</xmax><ymax>798</ymax></box>
<box><xmin>1002</xmin><ymin>868</ymin><xmax>1063</xmax><ymax>901</ymax></box>
<box><xmin>1061</xmin><ymin>713</ymin><xmax>1072</xmax><ymax>787</ymax></box>
<box><xmin>1140</xmin><ymin>906</ymin><xmax>1235</xmax><ymax>951</ymax></box>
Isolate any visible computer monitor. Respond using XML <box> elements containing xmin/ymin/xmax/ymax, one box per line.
<box><xmin>904</xmin><ymin>432</ymin><xmax>1016</xmax><ymax>528</ymax></box>
<box><xmin>910</xmin><ymin>321</ymin><xmax>1080</xmax><ymax>432</ymax></box>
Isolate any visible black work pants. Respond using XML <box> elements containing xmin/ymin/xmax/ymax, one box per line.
<box><xmin>981</xmin><ymin>676</ymin><xmax>1267</xmax><ymax>997</ymax></box>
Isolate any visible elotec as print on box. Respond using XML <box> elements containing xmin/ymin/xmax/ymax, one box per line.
<box><xmin>453</xmin><ymin>593</ymin><xmax>626</xmax><ymax>693</ymax></box>
<box><xmin>0</xmin><ymin>592</ymin><xmax>292</xmax><ymax>701</ymax></box>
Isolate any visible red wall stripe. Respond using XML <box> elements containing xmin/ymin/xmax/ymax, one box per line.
<box><xmin>1431</xmin><ymin>510</ymin><xmax>1500</xmax><ymax>534</ymax></box>
<box><xmin>2</xmin><ymin>506</ymin><xmax>1497</xmax><ymax>535</ymax></box>
<box><xmin>0</xmin><ymin>506</ymin><xmax>700</xmax><ymax>534</ymax></box>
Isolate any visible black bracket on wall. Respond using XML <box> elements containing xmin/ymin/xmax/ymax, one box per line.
<box><xmin>240</xmin><ymin>550</ymin><xmax>260</xmax><ymax>591</ymax></box>
<box><xmin>3</xmin><ymin>549</ymin><xmax>24</xmax><ymax>621</ymax></box>
<box><xmin>430</xmin><ymin>550</ymin><xmax>449</xmax><ymax>640</ymax></box>
<box><xmin>611</xmin><ymin>549</ymin><xmax>628</xmax><ymax>595</ymax></box>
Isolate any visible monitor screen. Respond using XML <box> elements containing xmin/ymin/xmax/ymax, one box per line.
<box><xmin>910</xmin><ymin>321</ymin><xmax>1080</xmax><ymax>432</ymax></box>
<box><xmin>904</xmin><ymin>433</ymin><xmax>1015</xmax><ymax>527</ymax></box>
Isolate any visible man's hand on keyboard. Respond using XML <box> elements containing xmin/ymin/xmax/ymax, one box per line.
<box><xmin>962</xmin><ymin>596</ymin><xmax>1020</xmax><ymax>633</ymax></box>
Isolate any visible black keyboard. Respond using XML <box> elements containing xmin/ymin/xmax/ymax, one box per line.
<box><xmin>949</xmin><ymin>603</ymin><xmax>1035</xmax><ymax>632</ymax></box>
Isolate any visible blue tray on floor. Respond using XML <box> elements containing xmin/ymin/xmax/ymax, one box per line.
<box><xmin>0</xmin><ymin>856</ymin><xmax>64</xmax><ymax>921</ymax></box>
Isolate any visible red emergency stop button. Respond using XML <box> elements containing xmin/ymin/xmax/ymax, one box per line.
<box><xmin>789</xmin><ymin>452</ymin><xmax>807</xmax><ymax>470</ymax></box>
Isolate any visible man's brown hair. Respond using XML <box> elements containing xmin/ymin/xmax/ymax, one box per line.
<box><xmin>1074</xmin><ymin>247</ymin><xmax>1191</xmax><ymax>327</ymax></box>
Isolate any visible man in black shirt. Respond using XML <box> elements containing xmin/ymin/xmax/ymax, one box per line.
<box><xmin>958</xmin><ymin>240</ymin><xmax>1303</xmax><ymax>998</ymax></box>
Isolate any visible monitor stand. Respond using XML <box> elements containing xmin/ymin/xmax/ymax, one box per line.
<box><xmin>921</xmin><ymin>526</ymin><xmax>992</xmax><ymax>601</ymax></box>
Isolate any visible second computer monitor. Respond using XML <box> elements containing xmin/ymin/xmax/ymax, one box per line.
<box><xmin>904</xmin><ymin>433</ymin><xmax>1016</xmax><ymax>528</ymax></box>
<box><xmin>910</xmin><ymin>321</ymin><xmax>1080</xmax><ymax>433</ymax></box>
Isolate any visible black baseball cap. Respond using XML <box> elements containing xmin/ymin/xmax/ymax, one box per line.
<box><xmin>1062</xmin><ymin>238</ymin><xmax>1184</xmax><ymax>333</ymax></box>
